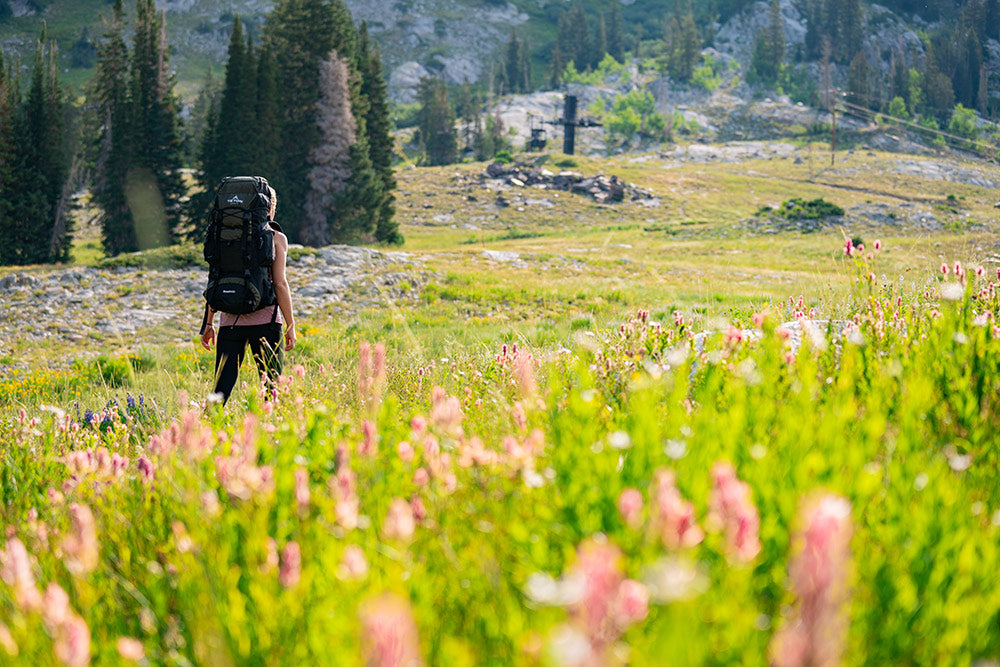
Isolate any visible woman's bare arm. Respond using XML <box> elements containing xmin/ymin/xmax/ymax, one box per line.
<box><xmin>272</xmin><ymin>233</ymin><xmax>296</xmax><ymax>350</ymax></box>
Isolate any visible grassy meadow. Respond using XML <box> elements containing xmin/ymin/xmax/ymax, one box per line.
<box><xmin>2</xmin><ymin>146</ymin><xmax>1000</xmax><ymax>664</ymax></box>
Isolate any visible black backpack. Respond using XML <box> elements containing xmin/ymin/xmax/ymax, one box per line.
<box><xmin>200</xmin><ymin>176</ymin><xmax>277</xmax><ymax>330</ymax></box>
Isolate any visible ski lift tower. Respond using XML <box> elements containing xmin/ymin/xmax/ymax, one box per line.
<box><xmin>547</xmin><ymin>94</ymin><xmax>602</xmax><ymax>155</ymax></box>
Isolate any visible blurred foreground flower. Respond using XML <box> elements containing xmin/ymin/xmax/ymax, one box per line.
<box><xmin>651</xmin><ymin>469</ymin><xmax>703</xmax><ymax>549</ymax></box>
<box><xmin>533</xmin><ymin>537</ymin><xmax>650</xmax><ymax>665</ymax></box>
<box><xmin>708</xmin><ymin>462</ymin><xmax>761</xmax><ymax>563</ymax></box>
<box><xmin>0</xmin><ymin>537</ymin><xmax>41</xmax><ymax>610</ymax></box>
<box><xmin>63</xmin><ymin>504</ymin><xmax>99</xmax><ymax>576</ymax></box>
<box><xmin>359</xmin><ymin>593</ymin><xmax>423</xmax><ymax>667</ymax></box>
<box><xmin>770</xmin><ymin>494</ymin><xmax>853</xmax><ymax>667</ymax></box>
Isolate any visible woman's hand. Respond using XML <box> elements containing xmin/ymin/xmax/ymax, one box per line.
<box><xmin>284</xmin><ymin>324</ymin><xmax>296</xmax><ymax>351</ymax></box>
<box><xmin>201</xmin><ymin>325</ymin><xmax>216</xmax><ymax>350</ymax></box>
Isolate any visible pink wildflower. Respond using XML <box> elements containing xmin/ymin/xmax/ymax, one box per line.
<box><xmin>0</xmin><ymin>537</ymin><xmax>41</xmax><ymax>610</ymax></box>
<box><xmin>651</xmin><ymin>469</ymin><xmax>704</xmax><ymax>550</ymax></box>
<box><xmin>613</xmin><ymin>579</ymin><xmax>650</xmax><ymax>626</ymax></box>
<box><xmin>116</xmin><ymin>637</ymin><xmax>144</xmax><ymax>661</ymax></box>
<box><xmin>708</xmin><ymin>462</ymin><xmax>761</xmax><ymax>563</ymax></box>
<box><xmin>293</xmin><ymin>364</ymin><xmax>306</xmax><ymax>379</ymax></box>
<box><xmin>278</xmin><ymin>541</ymin><xmax>301</xmax><ymax>588</ymax></box>
<box><xmin>338</xmin><ymin>545</ymin><xmax>369</xmax><ymax>581</ymax></box>
<box><xmin>263</xmin><ymin>538</ymin><xmax>279</xmax><ymax>573</ymax></box>
<box><xmin>53</xmin><ymin>614</ymin><xmax>90</xmax><ymax>667</ymax></box>
<box><xmin>42</xmin><ymin>583</ymin><xmax>71</xmax><ymax>631</ymax></box>
<box><xmin>941</xmin><ymin>263</ymin><xmax>949</xmax><ymax>275</ymax></box>
<box><xmin>410</xmin><ymin>497</ymin><xmax>427</xmax><ymax>522</ymax></box>
<box><xmin>412</xmin><ymin>467</ymin><xmax>429</xmax><ymax>486</ymax></box>
<box><xmin>410</xmin><ymin>415</ymin><xmax>427</xmax><ymax>435</ymax></box>
<box><xmin>360</xmin><ymin>420</ymin><xmax>378</xmax><ymax>457</ymax></box>
<box><xmin>770</xmin><ymin>495</ymin><xmax>852</xmax><ymax>667</ymax></box>
<box><xmin>359</xmin><ymin>593</ymin><xmax>423</xmax><ymax>667</ymax></box>
<box><xmin>844</xmin><ymin>239</ymin><xmax>853</xmax><ymax>256</ymax></box>
<box><xmin>572</xmin><ymin>539</ymin><xmax>624</xmax><ymax>649</ymax></box>
<box><xmin>396</xmin><ymin>440</ymin><xmax>414</xmax><ymax>462</ymax></box>
<box><xmin>294</xmin><ymin>467</ymin><xmax>310</xmax><ymax>514</ymax></box>
<box><xmin>383</xmin><ymin>498</ymin><xmax>416</xmax><ymax>541</ymax></box>
<box><xmin>873</xmin><ymin>239</ymin><xmax>881</xmax><ymax>251</ymax></box>
<box><xmin>136</xmin><ymin>456</ymin><xmax>154</xmax><ymax>483</ymax></box>
<box><xmin>514</xmin><ymin>353</ymin><xmax>538</xmax><ymax>396</ymax></box>
<box><xmin>63</xmin><ymin>504</ymin><xmax>99</xmax><ymax>575</ymax></box>
<box><xmin>617</xmin><ymin>488</ymin><xmax>644</xmax><ymax>529</ymax></box>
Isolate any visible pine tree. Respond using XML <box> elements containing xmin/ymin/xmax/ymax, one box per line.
<box><xmin>255</xmin><ymin>45</ymin><xmax>281</xmax><ymax>179</ymax></box>
<box><xmin>131</xmin><ymin>1</ymin><xmax>185</xmax><ymax>245</ymax></box>
<box><xmin>201</xmin><ymin>17</ymin><xmax>249</xmax><ymax>191</ymax></box>
<box><xmin>358</xmin><ymin>23</ymin><xmax>399</xmax><ymax>244</ymax></box>
<box><xmin>520</xmin><ymin>39</ymin><xmax>533</xmax><ymax>93</ymax></box>
<box><xmin>416</xmin><ymin>77</ymin><xmax>457</xmax><ymax>166</ymax></box>
<box><xmin>94</xmin><ymin>0</ymin><xmax>136</xmax><ymax>255</ymax></box>
<box><xmin>750</xmin><ymin>0</ymin><xmax>785</xmax><ymax>84</ymax></box>
<box><xmin>185</xmin><ymin>67</ymin><xmax>220</xmax><ymax>165</ymax></box>
<box><xmin>504</xmin><ymin>29</ymin><xmax>523</xmax><ymax>94</ymax></box>
<box><xmin>606</xmin><ymin>4</ymin><xmax>625</xmax><ymax>63</ymax></box>
<box><xmin>3</xmin><ymin>31</ymin><xmax>68</xmax><ymax>265</ymax></box>
<box><xmin>847</xmin><ymin>50</ymin><xmax>872</xmax><ymax>108</ymax></box>
<box><xmin>594</xmin><ymin>14</ymin><xmax>608</xmax><ymax>68</ymax></box>
<box><xmin>837</xmin><ymin>0</ymin><xmax>863</xmax><ymax>64</ymax></box>
<box><xmin>302</xmin><ymin>51</ymin><xmax>356</xmax><ymax>246</ymax></box>
<box><xmin>550</xmin><ymin>11</ymin><xmax>572</xmax><ymax>87</ymax></box>
<box><xmin>567</xmin><ymin>4</ymin><xmax>590</xmax><ymax>72</ymax></box>
<box><xmin>987</xmin><ymin>0</ymin><xmax>1000</xmax><ymax>40</ymax></box>
<box><xmin>265</xmin><ymin>0</ymin><xmax>355</xmax><ymax>241</ymax></box>
<box><xmin>804</xmin><ymin>0</ymin><xmax>824</xmax><ymax>60</ymax></box>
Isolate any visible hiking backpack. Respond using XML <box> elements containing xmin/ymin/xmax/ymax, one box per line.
<box><xmin>201</xmin><ymin>176</ymin><xmax>277</xmax><ymax>325</ymax></box>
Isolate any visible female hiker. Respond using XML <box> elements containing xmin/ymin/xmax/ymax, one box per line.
<box><xmin>200</xmin><ymin>184</ymin><xmax>296</xmax><ymax>403</ymax></box>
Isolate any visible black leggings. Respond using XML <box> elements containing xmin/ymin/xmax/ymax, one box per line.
<box><xmin>213</xmin><ymin>323</ymin><xmax>283</xmax><ymax>404</ymax></box>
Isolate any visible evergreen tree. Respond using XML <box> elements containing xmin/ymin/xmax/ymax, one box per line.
<box><xmin>567</xmin><ymin>4</ymin><xmax>591</xmax><ymax>72</ymax></box>
<box><xmin>131</xmin><ymin>0</ymin><xmax>185</xmax><ymax>245</ymax></box>
<box><xmin>750</xmin><ymin>0</ymin><xmax>785</xmax><ymax>84</ymax></box>
<box><xmin>2</xmin><ymin>32</ymin><xmax>69</xmax><ymax>265</ymax></box>
<box><xmin>550</xmin><ymin>11</ymin><xmax>572</xmax><ymax>87</ymax></box>
<box><xmin>185</xmin><ymin>67</ymin><xmax>220</xmax><ymax>165</ymax></box>
<box><xmin>200</xmin><ymin>17</ymin><xmax>251</xmax><ymax>194</ymax></box>
<box><xmin>503</xmin><ymin>29</ymin><xmax>523</xmax><ymax>94</ymax></box>
<box><xmin>804</xmin><ymin>0</ymin><xmax>824</xmax><ymax>60</ymax></box>
<box><xmin>255</xmin><ymin>45</ymin><xmax>282</xmax><ymax>179</ymax></box>
<box><xmin>520</xmin><ymin>39</ymin><xmax>533</xmax><ymax>93</ymax></box>
<box><xmin>357</xmin><ymin>27</ymin><xmax>398</xmax><ymax>244</ymax></box>
<box><xmin>594</xmin><ymin>14</ymin><xmax>608</xmax><ymax>68</ymax></box>
<box><xmin>847</xmin><ymin>50</ymin><xmax>872</xmax><ymax>108</ymax></box>
<box><xmin>664</xmin><ymin>5</ymin><xmax>700</xmax><ymax>81</ymax></box>
<box><xmin>302</xmin><ymin>51</ymin><xmax>356</xmax><ymax>245</ymax></box>
<box><xmin>416</xmin><ymin>77</ymin><xmax>457</xmax><ymax>166</ymax></box>
<box><xmin>837</xmin><ymin>0</ymin><xmax>863</xmax><ymax>64</ymax></box>
<box><xmin>987</xmin><ymin>0</ymin><xmax>1000</xmax><ymax>40</ymax></box>
<box><xmin>93</xmin><ymin>0</ymin><xmax>136</xmax><ymax>255</ymax></box>
<box><xmin>264</xmin><ymin>0</ymin><xmax>356</xmax><ymax>242</ymax></box>
<box><xmin>0</xmin><ymin>51</ymin><xmax>14</xmax><ymax>239</ymax></box>
<box><xmin>606</xmin><ymin>4</ymin><xmax>625</xmax><ymax>63</ymax></box>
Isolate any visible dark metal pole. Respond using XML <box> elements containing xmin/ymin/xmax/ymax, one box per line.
<box><xmin>563</xmin><ymin>95</ymin><xmax>577</xmax><ymax>155</ymax></box>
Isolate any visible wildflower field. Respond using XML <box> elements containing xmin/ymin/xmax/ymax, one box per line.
<box><xmin>3</xmin><ymin>152</ymin><xmax>1000</xmax><ymax>664</ymax></box>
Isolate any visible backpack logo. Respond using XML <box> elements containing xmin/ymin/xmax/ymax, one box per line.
<box><xmin>228</xmin><ymin>195</ymin><xmax>243</xmax><ymax>204</ymax></box>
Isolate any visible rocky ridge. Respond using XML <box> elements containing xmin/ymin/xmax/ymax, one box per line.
<box><xmin>0</xmin><ymin>246</ymin><xmax>427</xmax><ymax>359</ymax></box>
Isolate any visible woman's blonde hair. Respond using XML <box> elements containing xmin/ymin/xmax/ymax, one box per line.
<box><xmin>268</xmin><ymin>186</ymin><xmax>278</xmax><ymax>220</ymax></box>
